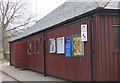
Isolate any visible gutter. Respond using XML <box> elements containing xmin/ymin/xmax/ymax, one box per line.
<box><xmin>10</xmin><ymin>8</ymin><xmax>119</xmax><ymax>43</ymax></box>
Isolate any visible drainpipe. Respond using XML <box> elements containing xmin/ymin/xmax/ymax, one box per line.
<box><xmin>89</xmin><ymin>16</ymin><xmax>94</xmax><ymax>81</ymax></box>
<box><xmin>9</xmin><ymin>42</ymin><xmax>11</xmax><ymax>65</ymax></box>
<box><xmin>44</xmin><ymin>33</ymin><xmax>46</xmax><ymax>77</ymax></box>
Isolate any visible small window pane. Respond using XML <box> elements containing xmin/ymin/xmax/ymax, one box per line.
<box><xmin>49</xmin><ymin>38</ymin><xmax>56</xmax><ymax>53</ymax></box>
<box><xmin>115</xmin><ymin>26</ymin><xmax>120</xmax><ymax>50</ymax></box>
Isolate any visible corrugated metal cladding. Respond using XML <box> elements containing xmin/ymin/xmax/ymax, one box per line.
<box><xmin>10</xmin><ymin>42</ymin><xmax>15</xmax><ymax>66</ymax></box>
<box><xmin>93</xmin><ymin>15</ymin><xmax>120</xmax><ymax>81</ymax></box>
<box><xmin>10</xmin><ymin>14</ymin><xmax>120</xmax><ymax>81</ymax></box>
<box><xmin>10</xmin><ymin>33</ymin><xmax>45</xmax><ymax>73</ymax></box>
<box><xmin>14</xmin><ymin>42</ymin><xmax>27</xmax><ymax>68</ymax></box>
<box><xmin>119</xmin><ymin>55</ymin><xmax>120</xmax><ymax>81</ymax></box>
<box><xmin>45</xmin><ymin>17</ymin><xmax>91</xmax><ymax>81</ymax></box>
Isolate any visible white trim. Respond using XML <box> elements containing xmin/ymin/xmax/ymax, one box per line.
<box><xmin>49</xmin><ymin>38</ymin><xmax>56</xmax><ymax>53</ymax></box>
<box><xmin>57</xmin><ymin>37</ymin><xmax>65</xmax><ymax>54</ymax></box>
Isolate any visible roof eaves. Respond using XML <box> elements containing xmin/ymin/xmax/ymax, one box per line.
<box><xmin>9</xmin><ymin>8</ymin><xmax>105</xmax><ymax>43</ymax></box>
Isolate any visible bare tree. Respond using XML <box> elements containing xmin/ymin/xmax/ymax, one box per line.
<box><xmin>0</xmin><ymin>0</ymin><xmax>35</xmax><ymax>59</ymax></box>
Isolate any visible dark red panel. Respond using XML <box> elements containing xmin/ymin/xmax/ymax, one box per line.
<box><xmin>93</xmin><ymin>15</ymin><xmax>120</xmax><ymax>81</ymax></box>
<box><xmin>26</xmin><ymin>33</ymin><xmax>45</xmax><ymax>73</ymax></box>
<box><xmin>10</xmin><ymin>42</ymin><xmax>16</xmax><ymax>66</ymax></box>
<box><xmin>9</xmin><ymin>14</ymin><xmax>120</xmax><ymax>81</ymax></box>
<box><xmin>119</xmin><ymin>54</ymin><xmax>120</xmax><ymax>81</ymax></box>
<box><xmin>45</xmin><ymin>18</ymin><xmax>91</xmax><ymax>81</ymax></box>
<box><xmin>14</xmin><ymin>42</ymin><xmax>28</xmax><ymax>68</ymax></box>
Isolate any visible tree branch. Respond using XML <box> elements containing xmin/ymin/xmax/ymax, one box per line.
<box><xmin>6</xmin><ymin>21</ymin><xmax>30</xmax><ymax>32</ymax></box>
<box><xmin>4</xmin><ymin>0</ymin><xmax>9</xmax><ymax>17</ymax></box>
<box><xmin>6</xmin><ymin>1</ymin><xmax>25</xmax><ymax>28</ymax></box>
<box><xmin>1</xmin><ymin>0</ymin><xmax>35</xmax><ymax>33</ymax></box>
<box><xmin>0</xmin><ymin>0</ymin><xmax>5</xmax><ymax>15</ymax></box>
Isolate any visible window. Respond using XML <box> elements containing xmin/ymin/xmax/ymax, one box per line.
<box><xmin>114</xmin><ymin>25</ymin><xmax>120</xmax><ymax>51</ymax></box>
<box><xmin>26</xmin><ymin>38</ymin><xmax>40</xmax><ymax>55</ymax></box>
<box><xmin>27</xmin><ymin>42</ymin><xmax>32</xmax><ymax>55</ymax></box>
<box><xmin>57</xmin><ymin>37</ymin><xmax>65</xmax><ymax>54</ymax></box>
<box><xmin>49</xmin><ymin>38</ymin><xmax>56</xmax><ymax>53</ymax></box>
<box><xmin>33</xmin><ymin>39</ymin><xmax>40</xmax><ymax>54</ymax></box>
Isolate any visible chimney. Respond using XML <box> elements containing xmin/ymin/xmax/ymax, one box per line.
<box><xmin>98</xmin><ymin>0</ymin><xmax>110</xmax><ymax>8</ymax></box>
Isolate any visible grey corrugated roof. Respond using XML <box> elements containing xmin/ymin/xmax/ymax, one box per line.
<box><xmin>105</xmin><ymin>0</ymin><xmax>119</xmax><ymax>9</ymax></box>
<box><xmin>10</xmin><ymin>0</ymin><xmax>120</xmax><ymax>42</ymax></box>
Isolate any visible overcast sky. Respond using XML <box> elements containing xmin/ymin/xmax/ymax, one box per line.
<box><xmin>27</xmin><ymin>0</ymin><xmax>67</xmax><ymax>21</ymax></box>
<box><xmin>5</xmin><ymin>0</ymin><xmax>67</xmax><ymax>31</ymax></box>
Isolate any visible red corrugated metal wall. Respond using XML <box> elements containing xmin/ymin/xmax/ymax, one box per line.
<box><xmin>45</xmin><ymin>18</ymin><xmax>91</xmax><ymax>81</ymax></box>
<box><xmin>28</xmin><ymin>33</ymin><xmax>44</xmax><ymax>73</ymax></box>
<box><xmin>14</xmin><ymin>41</ymin><xmax>28</xmax><ymax>68</ymax></box>
<box><xmin>10</xmin><ymin>33</ymin><xmax>45</xmax><ymax>73</ymax></box>
<box><xmin>21</xmin><ymin>33</ymin><xmax>45</xmax><ymax>73</ymax></box>
<box><xmin>118</xmin><ymin>54</ymin><xmax>120</xmax><ymax>81</ymax></box>
<box><xmin>10</xmin><ymin>42</ymin><xmax>16</xmax><ymax>66</ymax></box>
<box><xmin>10</xmin><ymin>14</ymin><xmax>120</xmax><ymax>81</ymax></box>
<box><xmin>93</xmin><ymin>15</ymin><xmax>119</xmax><ymax>81</ymax></box>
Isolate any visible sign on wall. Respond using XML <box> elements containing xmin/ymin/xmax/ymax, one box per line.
<box><xmin>65</xmin><ymin>36</ymin><xmax>71</xmax><ymax>57</ymax></box>
<box><xmin>81</xmin><ymin>24</ymin><xmax>87</xmax><ymax>41</ymax></box>
<box><xmin>57</xmin><ymin>37</ymin><xmax>65</xmax><ymax>54</ymax></box>
<box><xmin>49</xmin><ymin>38</ymin><xmax>56</xmax><ymax>53</ymax></box>
<box><xmin>72</xmin><ymin>34</ymin><xmax>84</xmax><ymax>56</ymax></box>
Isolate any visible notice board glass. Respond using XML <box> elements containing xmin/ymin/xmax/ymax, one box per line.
<box><xmin>72</xmin><ymin>34</ymin><xmax>84</xmax><ymax>57</ymax></box>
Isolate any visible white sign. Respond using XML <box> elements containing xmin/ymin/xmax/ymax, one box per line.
<box><xmin>57</xmin><ymin>37</ymin><xmax>65</xmax><ymax>54</ymax></box>
<box><xmin>81</xmin><ymin>24</ymin><xmax>87</xmax><ymax>41</ymax></box>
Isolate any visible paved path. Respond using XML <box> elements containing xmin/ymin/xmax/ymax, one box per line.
<box><xmin>0</xmin><ymin>64</ymin><xmax>2</xmax><ymax>82</ymax></box>
<box><xmin>0</xmin><ymin>63</ymin><xmax>67</xmax><ymax>82</ymax></box>
<box><xmin>2</xmin><ymin>71</ymin><xmax>17</xmax><ymax>81</ymax></box>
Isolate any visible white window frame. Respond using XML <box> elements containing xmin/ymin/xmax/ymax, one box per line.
<box><xmin>57</xmin><ymin>37</ymin><xmax>65</xmax><ymax>54</ymax></box>
<box><xmin>49</xmin><ymin>38</ymin><xmax>56</xmax><ymax>53</ymax></box>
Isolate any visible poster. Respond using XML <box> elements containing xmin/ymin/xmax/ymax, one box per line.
<box><xmin>57</xmin><ymin>37</ymin><xmax>65</xmax><ymax>54</ymax></box>
<box><xmin>72</xmin><ymin>34</ymin><xmax>84</xmax><ymax>56</ymax></box>
<box><xmin>49</xmin><ymin>38</ymin><xmax>56</xmax><ymax>53</ymax></box>
<box><xmin>65</xmin><ymin>36</ymin><xmax>71</xmax><ymax>57</ymax></box>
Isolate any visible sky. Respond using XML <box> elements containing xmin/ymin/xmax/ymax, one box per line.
<box><xmin>27</xmin><ymin>0</ymin><xmax>67</xmax><ymax>21</ymax></box>
<box><xmin>5</xmin><ymin>0</ymin><xmax>67</xmax><ymax>31</ymax></box>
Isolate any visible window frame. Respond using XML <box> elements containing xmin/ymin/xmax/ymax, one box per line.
<box><xmin>114</xmin><ymin>24</ymin><xmax>120</xmax><ymax>53</ymax></box>
<box><xmin>49</xmin><ymin>38</ymin><xmax>56</xmax><ymax>53</ymax></box>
